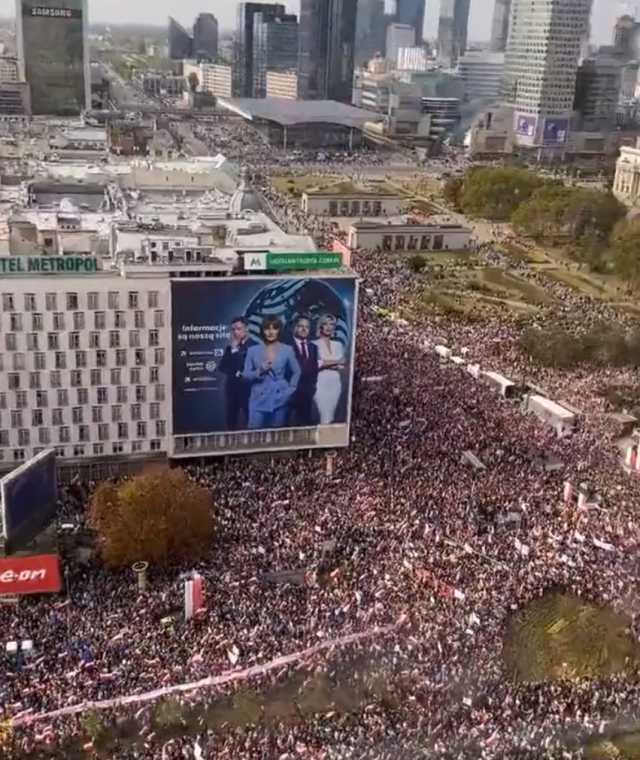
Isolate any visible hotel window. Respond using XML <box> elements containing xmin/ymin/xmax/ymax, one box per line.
<box><xmin>90</xmin><ymin>369</ymin><xmax>102</xmax><ymax>386</ymax></box>
<box><xmin>116</xmin><ymin>386</ymin><xmax>128</xmax><ymax>404</ymax></box>
<box><xmin>34</xmin><ymin>352</ymin><xmax>46</xmax><ymax>370</ymax></box>
<box><xmin>54</xmin><ymin>352</ymin><xmax>66</xmax><ymax>369</ymax></box>
<box><xmin>96</xmin><ymin>350</ymin><xmax>107</xmax><ymax>367</ymax></box>
<box><xmin>24</xmin><ymin>293</ymin><xmax>36</xmax><ymax>311</ymax></box>
<box><xmin>156</xmin><ymin>420</ymin><xmax>166</xmax><ymax>437</ymax></box>
<box><xmin>137</xmin><ymin>421</ymin><xmax>147</xmax><ymax>438</ymax></box>
<box><xmin>52</xmin><ymin>408</ymin><xmax>64</xmax><ymax>426</ymax></box>
<box><xmin>69</xmin><ymin>332</ymin><xmax>80</xmax><ymax>350</ymax></box>
<box><xmin>117</xmin><ymin>422</ymin><xmax>129</xmax><ymax>440</ymax></box>
<box><xmin>153</xmin><ymin>311</ymin><xmax>164</xmax><ymax>328</ymax></box>
<box><xmin>57</xmin><ymin>389</ymin><xmax>69</xmax><ymax>407</ymax></box>
<box><xmin>97</xmin><ymin>387</ymin><xmax>108</xmax><ymax>405</ymax></box>
<box><xmin>8</xmin><ymin>373</ymin><xmax>19</xmax><ymax>390</ymax></box>
<box><xmin>92</xmin><ymin>406</ymin><xmax>102</xmax><ymax>423</ymax></box>
<box><xmin>115</xmin><ymin>350</ymin><xmax>127</xmax><ymax>367</ymax></box>
<box><xmin>130</xmin><ymin>368</ymin><xmax>141</xmax><ymax>385</ymax></box>
<box><xmin>128</xmin><ymin>291</ymin><xmax>139</xmax><ymax>309</ymax></box>
<box><xmin>48</xmin><ymin>333</ymin><xmax>59</xmax><ymax>351</ymax></box>
<box><xmin>39</xmin><ymin>428</ymin><xmax>50</xmax><ymax>445</ymax></box>
<box><xmin>5</xmin><ymin>333</ymin><xmax>16</xmax><ymax>351</ymax></box>
<box><xmin>149</xmin><ymin>330</ymin><xmax>159</xmax><ymax>347</ymax></box>
<box><xmin>50</xmin><ymin>371</ymin><xmax>62</xmax><ymax>388</ymax></box>
<box><xmin>58</xmin><ymin>427</ymin><xmax>70</xmax><ymax>444</ymax></box>
<box><xmin>77</xmin><ymin>388</ymin><xmax>88</xmax><ymax>405</ymax></box>
<box><xmin>45</xmin><ymin>292</ymin><xmax>57</xmax><ymax>310</ymax></box>
<box><xmin>26</xmin><ymin>333</ymin><xmax>39</xmax><ymax>350</ymax></box>
<box><xmin>15</xmin><ymin>392</ymin><xmax>27</xmax><ymax>409</ymax></box>
<box><xmin>94</xmin><ymin>312</ymin><xmax>106</xmax><ymax>330</ymax></box>
<box><xmin>12</xmin><ymin>353</ymin><xmax>25</xmax><ymax>370</ymax></box>
<box><xmin>155</xmin><ymin>385</ymin><xmax>165</xmax><ymax>402</ymax></box>
<box><xmin>32</xmin><ymin>409</ymin><xmax>44</xmax><ymax>427</ymax></box>
<box><xmin>109</xmin><ymin>331</ymin><xmax>120</xmax><ymax>348</ymax></box>
<box><xmin>93</xmin><ymin>443</ymin><xmax>104</xmax><ymax>455</ymax></box>
<box><xmin>88</xmin><ymin>292</ymin><xmax>100</xmax><ymax>310</ymax></box>
<box><xmin>89</xmin><ymin>332</ymin><xmax>100</xmax><ymax>348</ymax></box>
<box><xmin>75</xmin><ymin>350</ymin><xmax>87</xmax><ymax>368</ymax></box>
<box><xmin>110</xmin><ymin>368</ymin><xmax>121</xmax><ymax>385</ymax></box>
<box><xmin>148</xmin><ymin>291</ymin><xmax>159</xmax><ymax>308</ymax></box>
<box><xmin>72</xmin><ymin>407</ymin><xmax>83</xmax><ymax>424</ymax></box>
<box><xmin>154</xmin><ymin>348</ymin><xmax>165</xmax><ymax>364</ymax></box>
<box><xmin>150</xmin><ymin>366</ymin><xmax>159</xmax><ymax>383</ymax></box>
<box><xmin>98</xmin><ymin>424</ymin><xmax>109</xmax><ymax>441</ymax></box>
<box><xmin>35</xmin><ymin>391</ymin><xmax>47</xmax><ymax>407</ymax></box>
<box><xmin>73</xmin><ymin>312</ymin><xmax>85</xmax><ymax>330</ymax></box>
<box><xmin>108</xmin><ymin>292</ymin><xmax>119</xmax><ymax>309</ymax></box>
<box><xmin>112</xmin><ymin>405</ymin><xmax>122</xmax><ymax>422</ymax></box>
<box><xmin>135</xmin><ymin>386</ymin><xmax>146</xmax><ymax>403</ymax></box>
<box><xmin>10</xmin><ymin>410</ymin><xmax>22</xmax><ymax>428</ymax></box>
<box><xmin>115</xmin><ymin>311</ymin><xmax>126</xmax><ymax>329</ymax></box>
<box><xmin>129</xmin><ymin>330</ymin><xmax>140</xmax><ymax>348</ymax></box>
<box><xmin>53</xmin><ymin>313</ymin><xmax>65</xmax><ymax>331</ymax></box>
<box><xmin>2</xmin><ymin>293</ymin><xmax>14</xmax><ymax>310</ymax></box>
<box><xmin>66</xmin><ymin>292</ymin><xmax>78</xmax><ymax>310</ymax></box>
<box><xmin>134</xmin><ymin>311</ymin><xmax>145</xmax><ymax>329</ymax></box>
<box><xmin>18</xmin><ymin>429</ymin><xmax>30</xmax><ymax>447</ymax></box>
<box><xmin>31</xmin><ymin>313</ymin><xmax>43</xmax><ymax>330</ymax></box>
<box><xmin>29</xmin><ymin>372</ymin><xmax>41</xmax><ymax>390</ymax></box>
<box><xmin>70</xmin><ymin>370</ymin><xmax>82</xmax><ymax>388</ymax></box>
<box><xmin>135</xmin><ymin>349</ymin><xmax>145</xmax><ymax>366</ymax></box>
<box><xmin>10</xmin><ymin>313</ymin><xmax>22</xmax><ymax>331</ymax></box>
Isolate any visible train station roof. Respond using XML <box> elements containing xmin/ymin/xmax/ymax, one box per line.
<box><xmin>217</xmin><ymin>98</ymin><xmax>374</xmax><ymax>129</ymax></box>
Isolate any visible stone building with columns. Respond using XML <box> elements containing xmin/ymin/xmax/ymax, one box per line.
<box><xmin>614</xmin><ymin>140</ymin><xmax>640</xmax><ymax>205</ymax></box>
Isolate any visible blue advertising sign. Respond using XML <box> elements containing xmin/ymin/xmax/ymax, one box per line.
<box><xmin>171</xmin><ymin>277</ymin><xmax>358</xmax><ymax>451</ymax></box>
<box><xmin>515</xmin><ymin>114</ymin><xmax>537</xmax><ymax>137</ymax></box>
<box><xmin>542</xmin><ymin>118</ymin><xmax>569</xmax><ymax>145</ymax></box>
<box><xmin>1</xmin><ymin>449</ymin><xmax>58</xmax><ymax>554</ymax></box>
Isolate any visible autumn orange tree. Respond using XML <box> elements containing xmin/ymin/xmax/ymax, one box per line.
<box><xmin>88</xmin><ymin>466</ymin><xmax>214</xmax><ymax>566</ymax></box>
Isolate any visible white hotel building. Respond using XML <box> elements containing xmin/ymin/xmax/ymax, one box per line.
<box><xmin>0</xmin><ymin>156</ymin><xmax>318</xmax><ymax>477</ymax></box>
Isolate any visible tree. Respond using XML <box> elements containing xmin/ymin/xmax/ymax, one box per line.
<box><xmin>442</xmin><ymin>177</ymin><xmax>463</xmax><ymax>210</ymax></box>
<box><xmin>187</xmin><ymin>72</ymin><xmax>199</xmax><ymax>93</ymax></box>
<box><xmin>611</xmin><ymin>219</ymin><xmax>640</xmax><ymax>289</ymax></box>
<box><xmin>512</xmin><ymin>184</ymin><xmax>573</xmax><ymax>244</ymax></box>
<box><xmin>408</xmin><ymin>254</ymin><xmax>428</xmax><ymax>273</ymax></box>
<box><xmin>89</xmin><ymin>467</ymin><xmax>214</xmax><ymax>566</ymax></box>
<box><xmin>458</xmin><ymin>167</ymin><xmax>544</xmax><ymax>220</ymax></box>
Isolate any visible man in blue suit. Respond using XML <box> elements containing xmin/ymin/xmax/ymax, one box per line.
<box><xmin>218</xmin><ymin>317</ymin><xmax>257</xmax><ymax>430</ymax></box>
<box><xmin>288</xmin><ymin>315</ymin><xmax>319</xmax><ymax>427</ymax></box>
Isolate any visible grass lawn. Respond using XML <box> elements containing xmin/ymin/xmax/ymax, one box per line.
<box><xmin>478</xmin><ymin>267</ymin><xmax>555</xmax><ymax>305</ymax></box>
<box><xmin>505</xmin><ymin>593</ymin><xmax>638</xmax><ymax>682</ymax></box>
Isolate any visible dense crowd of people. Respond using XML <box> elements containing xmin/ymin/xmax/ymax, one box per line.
<box><xmin>3</xmin><ymin>154</ymin><xmax>640</xmax><ymax>760</ymax></box>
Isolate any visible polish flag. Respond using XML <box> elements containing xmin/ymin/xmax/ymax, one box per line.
<box><xmin>184</xmin><ymin>573</ymin><xmax>205</xmax><ymax>621</ymax></box>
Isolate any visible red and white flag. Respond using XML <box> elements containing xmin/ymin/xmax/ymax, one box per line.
<box><xmin>184</xmin><ymin>573</ymin><xmax>204</xmax><ymax>621</ymax></box>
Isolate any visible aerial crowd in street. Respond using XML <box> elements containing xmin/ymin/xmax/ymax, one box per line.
<box><xmin>3</xmin><ymin>146</ymin><xmax>640</xmax><ymax>760</ymax></box>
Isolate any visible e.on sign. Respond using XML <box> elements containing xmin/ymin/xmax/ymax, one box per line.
<box><xmin>0</xmin><ymin>554</ymin><xmax>62</xmax><ymax>595</ymax></box>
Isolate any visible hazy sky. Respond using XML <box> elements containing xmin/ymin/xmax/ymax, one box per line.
<box><xmin>0</xmin><ymin>0</ymin><xmax>631</xmax><ymax>42</ymax></box>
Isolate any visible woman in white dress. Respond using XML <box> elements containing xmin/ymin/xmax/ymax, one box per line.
<box><xmin>313</xmin><ymin>314</ymin><xmax>347</xmax><ymax>425</ymax></box>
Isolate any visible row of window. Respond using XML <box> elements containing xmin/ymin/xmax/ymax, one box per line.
<box><xmin>0</xmin><ymin>383</ymin><xmax>166</xmax><ymax>409</ymax></box>
<box><xmin>4</xmin><ymin>309</ymin><xmax>165</xmax><ymax>332</ymax></box>
<box><xmin>5</xmin><ymin>351</ymin><xmax>166</xmax><ymax>382</ymax></box>
<box><xmin>8</xmin><ymin>439</ymin><xmax>164</xmax><ymax>463</ymax></box>
<box><xmin>5</xmin><ymin>346</ymin><xmax>165</xmax><ymax>372</ymax></box>
<box><xmin>7</xmin><ymin>404</ymin><xmax>166</xmax><ymax>427</ymax></box>
<box><xmin>3</xmin><ymin>420</ymin><xmax>167</xmax><ymax>447</ymax></box>
<box><xmin>2</xmin><ymin>290</ymin><xmax>162</xmax><ymax>312</ymax></box>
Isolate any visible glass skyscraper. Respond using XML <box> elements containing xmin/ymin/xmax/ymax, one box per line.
<box><xmin>16</xmin><ymin>0</ymin><xmax>89</xmax><ymax>116</ymax></box>
<box><xmin>252</xmin><ymin>13</ymin><xmax>299</xmax><ymax>98</ymax></box>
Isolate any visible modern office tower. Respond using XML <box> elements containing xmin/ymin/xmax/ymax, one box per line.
<box><xmin>168</xmin><ymin>17</ymin><xmax>194</xmax><ymax>60</ymax></box>
<box><xmin>386</xmin><ymin>23</ymin><xmax>415</xmax><ymax>64</ymax></box>
<box><xmin>16</xmin><ymin>0</ymin><xmax>90</xmax><ymax>116</ymax></box>
<box><xmin>236</xmin><ymin>3</ymin><xmax>285</xmax><ymax>97</ymax></box>
<box><xmin>252</xmin><ymin>13</ymin><xmax>299</xmax><ymax>98</ymax></box>
<box><xmin>396</xmin><ymin>0</ymin><xmax>426</xmax><ymax>46</ymax></box>
<box><xmin>489</xmin><ymin>0</ymin><xmax>511</xmax><ymax>52</ymax></box>
<box><xmin>355</xmin><ymin>0</ymin><xmax>386</xmax><ymax>62</ymax></box>
<box><xmin>437</xmin><ymin>0</ymin><xmax>471</xmax><ymax>67</ymax></box>
<box><xmin>458</xmin><ymin>50</ymin><xmax>505</xmax><ymax>99</ymax></box>
<box><xmin>574</xmin><ymin>50</ymin><xmax>623</xmax><ymax>125</ymax></box>
<box><xmin>193</xmin><ymin>13</ymin><xmax>218</xmax><ymax>62</ymax></box>
<box><xmin>298</xmin><ymin>0</ymin><xmax>357</xmax><ymax>102</ymax></box>
<box><xmin>613</xmin><ymin>14</ymin><xmax>640</xmax><ymax>58</ymax></box>
<box><xmin>504</xmin><ymin>0</ymin><xmax>592</xmax><ymax>146</ymax></box>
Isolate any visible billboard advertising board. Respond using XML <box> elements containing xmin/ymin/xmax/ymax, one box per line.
<box><xmin>0</xmin><ymin>554</ymin><xmax>61</xmax><ymax>595</ymax></box>
<box><xmin>171</xmin><ymin>276</ymin><xmax>358</xmax><ymax>455</ymax></box>
<box><xmin>1</xmin><ymin>449</ymin><xmax>58</xmax><ymax>555</ymax></box>
<box><xmin>516</xmin><ymin>114</ymin><xmax>537</xmax><ymax>137</ymax></box>
<box><xmin>542</xmin><ymin>118</ymin><xmax>569</xmax><ymax>145</ymax></box>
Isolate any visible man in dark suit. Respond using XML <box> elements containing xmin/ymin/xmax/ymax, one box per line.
<box><xmin>218</xmin><ymin>317</ymin><xmax>257</xmax><ymax>430</ymax></box>
<box><xmin>288</xmin><ymin>315</ymin><xmax>319</xmax><ymax>426</ymax></box>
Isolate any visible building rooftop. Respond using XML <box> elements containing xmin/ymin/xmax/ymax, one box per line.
<box><xmin>217</xmin><ymin>97</ymin><xmax>374</xmax><ymax>128</ymax></box>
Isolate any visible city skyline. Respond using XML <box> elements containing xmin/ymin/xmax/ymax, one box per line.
<box><xmin>0</xmin><ymin>0</ymin><xmax>624</xmax><ymax>43</ymax></box>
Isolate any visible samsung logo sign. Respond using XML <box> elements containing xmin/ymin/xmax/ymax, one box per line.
<box><xmin>25</xmin><ymin>6</ymin><xmax>82</xmax><ymax>18</ymax></box>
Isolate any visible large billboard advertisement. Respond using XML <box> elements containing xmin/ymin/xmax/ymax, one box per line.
<box><xmin>0</xmin><ymin>554</ymin><xmax>61</xmax><ymax>596</ymax></box>
<box><xmin>171</xmin><ymin>276</ymin><xmax>358</xmax><ymax>455</ymax></box>
<box><xmin>542</xmin><ymin>118</ymin><xmax>569</xmax><ymax>145</ymax></box>
<box><xmin>19</xmin><ymin>0</ymin><xmax>87</xmax><ymax>116</ymax></box>
<box><xmin>515</xmin><ymin>114</ymin><xmax>537</xmax><ymax>137</ymax></box>
<box><xmin>1</xmin><ymin>449</ymin><xmax>58</xmax><ymax>555</ymax></box>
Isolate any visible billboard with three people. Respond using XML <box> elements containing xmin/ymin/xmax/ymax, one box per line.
<box><xmin>171</xmin><ymin>276</ymin><xmax>358</xmax><ymax>455</ymax></box>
